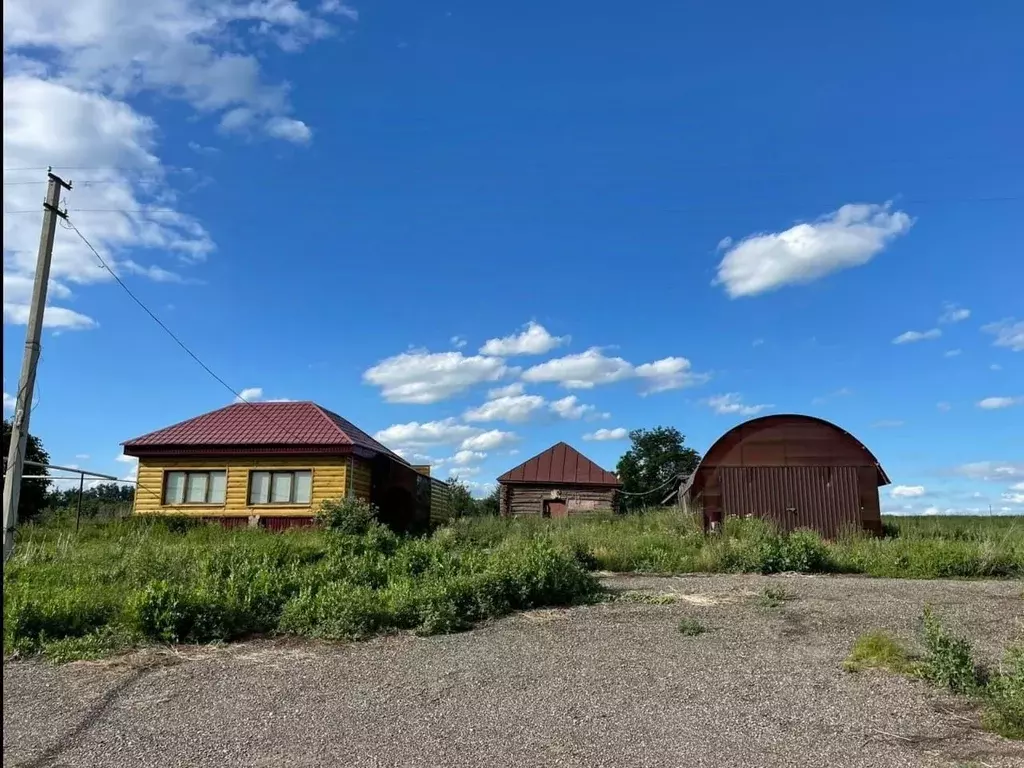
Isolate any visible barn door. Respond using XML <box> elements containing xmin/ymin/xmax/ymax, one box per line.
<box><xmin>543</xmin><ymin>499</ymin><xmax>567</xmax><ymax>519</ymax></box>
<box><xmin>719</xmin><ymin>467</ymin><xmax>791</xmax><ymax>532</ymax></box>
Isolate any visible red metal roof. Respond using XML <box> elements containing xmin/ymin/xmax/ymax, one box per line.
<box><xmin>122</xmin><ymin>401</ymin><xmax>404</xmax><ymax>461</ymax></box>
<box><xmin>497</xmin><ymin>442</ymin><xmax>620</xmax><ymax>486</ymax></box>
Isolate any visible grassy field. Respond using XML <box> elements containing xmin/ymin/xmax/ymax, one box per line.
<box><xmin>3</xmin><ymin>508</ymin><xmax>1022</xmax><ymax>661</ymax></box>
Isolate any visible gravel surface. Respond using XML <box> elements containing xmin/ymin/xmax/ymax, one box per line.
<box><xmin>4</xmin><ymin>574</ymin><xmax>1023</xmax><ymax>768</ymax></box>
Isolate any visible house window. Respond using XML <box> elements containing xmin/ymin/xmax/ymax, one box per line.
<box><xmin>163</xmin><ymin>470</ymin><xmax>227</xmax><ymax>505</ymax></box>
<box><xmin>248</xmin><ymin>470</ymin><xmax>312</xmax><ymax>505</ymax></box>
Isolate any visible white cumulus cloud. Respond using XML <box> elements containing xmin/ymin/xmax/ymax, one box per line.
<box><xmin>374</xmin><ymin>419</ymin><xmax>482</xmax><ymax>449</ymax></box>
<box><xmin>234</xmin><ymin>387</ymin><xmax>263</xmax><ymax>402</ymax></box>
<box><xmin>522</xmin><ymin>348</ymin><xmax>706</xmax><ymax>393</ymax></box>
<box><xmin>460</xmin><ymin>430</ymin><xmax>517</xmax><ymax>452</ymax></box>
<box><xmin>982</xmin><ymin>319</ymin><xmax>1024</xmax><ymax>352</ymax></box>
<box><xmin>890</xmin><ymin>485</ymin><xmax>926</xmax><ymax>498</ymax></box>
<box><xmin>583</xmin><ymin>427</ymin><xmax>628</xmax><ymax>441</ymax></box>
<box><xmin>450</xmin><ymin>450</ymin><xmax>486</xmax><ymax>466</ymax></box>
<box><xmin>480</xmin><ymin>321</ymin><xmax>569</xmax><ymax>356</ymax></box>
<box><xmin>488</xmin><ymin>383</ymin><xmax>524</xmax><ymax>398</ymax></box>
<box><xmin>363</xmin><ymin>350</ymin><xmax>510</xmax><ymax>404</ymax></box>
<box><xmin>977</xmin><ymin>396</ymin><xmax>1022</xmax><ymax>410</ymax></box>
<box><xmin>938</xmin><ymin>303</ymin><xmax>970</xmax><ymax>324</ymax></box>
<box><xmin>549</xmin><ymin>395</ymin><xmax>594</xmax><ymax>420</ymax></box>
<box><xmin>705</xmin><ymin>393</ymin><xmax>773</xmax><ymax>417</ymax></box>
<box><xmin>464</xmin><ymin>393</ymin><xmax>547</xmax><ymax>423</ymax></box>
<box><xmin>714</xmin><ymin>203</ymin><xmax>912</xmax><ymax>298</ymax></box>
<box><xmin>892</xmin><ymin>329</ymin><xmax>941</xmax><ymax>344</ymax></box>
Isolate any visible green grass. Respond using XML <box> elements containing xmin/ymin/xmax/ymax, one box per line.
<box><xmin>758</xmin><ymin>585</ymin><xmax>792</xmax><ymax>608</ymax></box>
<box><xmin>845</xmin><ymin>611</ymin><xmax>1024</xmax><ymax>740</ymax></box>
<box><xmin>677</xmin><ymin>617</ymin><xmax>706</xmax><ymax>636</ymax></box>
<box><xmin>451</xmin><ymin>510</ymin><xmax>1024</xmax><ymax>579</ymax></box>
<box><xmin>843</xmin><ymin>632</ymin><xmax>919</xmax><ymax>674</ymax></box>
<box><xmin>3</xmin><ymin>516</ymin><xmax>602</xmax><ymax>660</ymax></box>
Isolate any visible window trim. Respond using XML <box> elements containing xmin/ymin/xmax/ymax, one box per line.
<box><xmin>162</xmin><ymin>469</ymin><xmax>228</xmax><ymax>506</ymax></box>
<box><xmin>247</xmin><ymin>469</ymin><xmax>313</xmax><ymax>506</ymax></box>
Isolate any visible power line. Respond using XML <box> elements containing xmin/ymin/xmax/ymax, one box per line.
<box><xmin>5</xmin><ymin>208</ymin><xmax>182</xmax><ymax>215</ymax></box>
<box><xmin>61</xmin><ymin>216</ymin><xmax>318</xmax><ymax>450</ymax></box>
<box><xmin>63</xmin><ymin>218</ymin><xmax>250</xmax><ymax>404</ymax></box>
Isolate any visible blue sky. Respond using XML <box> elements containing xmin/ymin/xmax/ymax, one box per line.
<box><xmin>3</xmin><ymin>1</ymin><xmax>1022</xmax><ymax>512</ymax></box>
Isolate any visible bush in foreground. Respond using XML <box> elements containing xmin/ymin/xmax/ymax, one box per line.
<box><xmin>4</xmin><ymin>519</ymin><xmax>601</xmax><ymax>660</ymax></box>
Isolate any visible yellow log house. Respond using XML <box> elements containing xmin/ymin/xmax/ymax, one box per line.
<box><xmin>122</xmin><ymin>401</ymin><xmax>450</xmax><ymax>531</ymax></box>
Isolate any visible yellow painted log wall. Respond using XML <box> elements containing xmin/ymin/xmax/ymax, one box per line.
<box><xmin>133</xmin><ymin>456</ymin><xmax>348</xmax><ymax>518</ymax></box>
<box><xmin>351</xmin><ymin>457</ymin><xmax>372</xmax><ymax>501</ymax></box>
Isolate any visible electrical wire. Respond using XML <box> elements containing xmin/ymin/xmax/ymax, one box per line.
<box><xmin>618</xmin><ymin>472</ymin><xmax>687</xmax><ymax>497</ymax></box>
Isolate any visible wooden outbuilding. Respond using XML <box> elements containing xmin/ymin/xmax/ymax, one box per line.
<box><xmin>497</xmin><ymin>442</ymin><xmax>621</xmax><ymax>517</ymax></box>
<box><xmin>679</xmin><ymin>414</ymin><xmax>890</xmax><ymax>538</ymax></box>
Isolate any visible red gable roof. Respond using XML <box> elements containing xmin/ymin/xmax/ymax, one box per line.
<box><xmin>497</xmin><ymin>442</ymin><xmax>620</xmax><ymax>486</ymax></box>
<box><xmin>122</xmin><ymin>401</ymin><xmax>405</xmax><ymax>462</ymax></box>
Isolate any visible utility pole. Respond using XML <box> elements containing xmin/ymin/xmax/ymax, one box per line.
<box><xmin>3</xmin><ymin>170</ymin><xmax>72</xmax><ymax>563</ymax></box>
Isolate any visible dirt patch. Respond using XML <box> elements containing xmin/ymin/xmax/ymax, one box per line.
<box><xmin>4</xmin><ymin>574</ymin><xmax>1022</xmax><ymax>768</ymax></box>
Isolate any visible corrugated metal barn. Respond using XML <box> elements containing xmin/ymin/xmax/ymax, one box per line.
<box><xmin>680</xmin><ymin>414</ymin><xmax>890</xmax><ymax>538</ymax></box>
<box><xmin>497</xmin><ymin>442</ymin><xmax>621</xmax><ymax>517</ymax></box>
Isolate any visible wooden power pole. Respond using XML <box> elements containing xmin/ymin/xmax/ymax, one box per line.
<box><xmin>3</xmin><ymin>170</ymin><xmax>72</xmax><ymax>563</ymax></box>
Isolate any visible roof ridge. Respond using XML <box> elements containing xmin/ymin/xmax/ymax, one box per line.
<box><xmin>309</xmin><ymin>402</ymin><xmax>355</xmax><ymax>445</ymax></box>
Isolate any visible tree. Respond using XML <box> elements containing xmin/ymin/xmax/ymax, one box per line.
<box><xmin>615</xmin><ymin>426</ymin><xmax>701</xmax><ymax>512</ymax></box>
<box><xmin>447</xmin><ymin>476</ymin><xmax>476</xmax><ymax>518</ymax></box>
<box><xmin>477</xmin><ymin>485</ymin><xmax>500</xmax><ymax>517</ymax></box>
<box><xmin>1</xmin><ymin>418</ymin><xmax>51</xmax><ymax>523</ymax></box>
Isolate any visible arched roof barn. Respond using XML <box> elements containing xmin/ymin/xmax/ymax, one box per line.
<box><xmin>682</xmin><ymin>414</ymin><xmax>889</xmax><ymax>538</ymax></box>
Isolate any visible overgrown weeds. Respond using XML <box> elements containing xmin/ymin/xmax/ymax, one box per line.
<box><xmin>677</xmin><ymin>617</ymin><xmax>705</xmax><ymax>636</ymax></box>
<box><xmin>451</xmin><ymin>510</ymin><xmax>1023</xmax><ymax>579</ymax></box>
<box><xmin>4</xmin><ymin>514</ymin><xmax>602</xmax><ymax>660</ymax></box>
<box><xmin>845</xmin><ymin>609</ymin><xmax>1023</xmax><ymax>740</ymax></box>
<box><xmin>758</xmin><ymin>585</ymin><xmax>792</xmax><ymax>608</ymax></box>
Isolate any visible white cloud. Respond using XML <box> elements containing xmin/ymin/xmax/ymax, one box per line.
<box><xmin>450</xmin><ymin>450</ymin><xmax>486</xmax><ymax>466</ymax></box>
<box><xmin>375</xmin><ymin>418</ymin><xmax>481</xmax><ymax>449</ymax></box>
<box><xmin>1003</xmin><ymin>492</ymin><xmax>1024</xmax><ymax>505</ymax></box>
<box><xmin>264</xmin><ymin>116</ymin><xmax>312</xmax><ymax>144</ymax></box>
<box><xmin>488</xmin><ymin>382</ymin><xmax>524</xmax><ymax>398</ymax></box>
<box><xmin>635</xmin><ymin>357</ymin><xmax>708</xmax><ymax>394</ymax></box>
<box><xmin>953</xmin><ymin>461</ymin><xmax>1024</xmax><ymax>482</ymax></box>
<box><xmin>522</xmin><ymin>348</ymin><xmax>633</xmax><ymax>389</ymax></box>
<box><xmin>892</xmin><ymin>329</ymin><xmax>941</xmax><ymax>344</ymax></box>
<box><xmin>115</xmin><ymin>454</ymin><xmax>138</xmax><ymax>465</ymax></box>
<box><xmin>74</xmin><ymin>453</ymin><xmax>90</xmax><ymax>460</ymax></box>
<box><xmin>939</xmin><ymin>303</ymin><xmax>970</xmax><ymax>324</ymax></box>
<box><xmin>1011</xmin><ymin>482</ymin><xmax>1024</xmax><ymax>492</ymax></box>
<box><xmin>943</xmin><ymin>349</ymin><xmax>962</xmax><ymax>358</ymax></box>
<box><xmin>464</xmin><ymin>394</ymin><xmax>546</xmax><ymax>423</ymax></box>
<box><xmin>549</xmin><ymin>395</ymin><xmax>594</xmax><ymax>420</ymax></box>
<box><xmin>583</xmin><ymin>427</ymin><xmax>628</xmax><ymax>441</ymax></box>
<box><xmin>2</xmin><ymin>391</ymin><xmax>16</xmax><ymax>413</ymax></box>
<box><xmin>363</xmin><ymin>350</ymin><xmax>510</xmax><ymax>404</ymax></box>
<box><xmin>460</xmin><ymin>429</ymin><xmax>517</xmax><ymax>452</ymax></box>
<box><xmin>3</xmin><ymin>2</ymin><xmax>353</xmax><ymax>328</ymax></box>
<box><xmin>480</xmin><ymin>321</ymin><xmax>569</xmax><ymax>357</ymax></box>
<box><xmin>522</xmin><ymin>348</ymin><xmax>706</xmax><ymax>393</ymax></box>
<box><xmin>714</xmin><ymin>203</ymin><xmax>912</xmax><ymax>298</ymax></box>
<box><xmin>705</xmin><ymin>393</ymin><xmax>772</xmax><ymax>417</ymax></box>
<box><xmin>871</xmin><ymin>419</ymin><xmax>905</xmax><ymax>428</ymax></box>
<box><xmin>450</xmin><ymin>335</ymin><xmax>468</xmax><ymax>349</ymax></box>
<box><xmin>977</xmin><ymin>396</ymin><xmax>1022</xmax><ymax>410</ymax></box>
<box><xmin>811</xmin><ymin>387</ymin><xmax>853</xmax><ymax>405</ymax></box>
<box><xmin>447</xmin><ymin>465</ymin><xmax>482</xmax><ymax>478</ymax></box>
<box><xmin>983</xmin><ymin>319</ymin><xmax>1024</xmax><ymax>352</ymax></box>
<box><xmin>234</xmin><ymin>387</ymin><xmax>263</xmax><ymax>402</ymax></box>
<box><xmin>890</xmin><ymin>485</ymin><xmax>925</xmax><ymax>498</ymax></box>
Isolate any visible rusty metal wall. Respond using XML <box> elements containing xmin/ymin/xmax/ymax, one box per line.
<box><xmin>719</xmin><ymin>465</ymin><xmax>861</xmax><ymax>539</ymax></box>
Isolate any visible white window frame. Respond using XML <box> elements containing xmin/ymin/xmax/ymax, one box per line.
<box><xmin>247</xmin><ymin>470</ymin><xmax>313</xmax><ymax>506</ymax></box>
<box><xmin>163</xmin><ymin>470</ymin><xmax>227</xmax><ymax>505</ymax></box>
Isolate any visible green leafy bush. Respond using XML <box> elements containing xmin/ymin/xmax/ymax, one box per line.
<box><xmin>677</xmin><ymin>617</ymin><xmax>705</xmax><ymax>636</ymax></box>
<box><xmin>920</xmin><ymin>606</ymin><xmax>981</xmax><ymax>695</ymax></box>
<box><xmin>315</xmin><ymin>496</ymin><xmax>380</xmax><ymax>535</ymax></box>
<box><xmin>983</xmin><ymin>645</ymin><xmax>1024</xmax><ymax>739</ymax></box>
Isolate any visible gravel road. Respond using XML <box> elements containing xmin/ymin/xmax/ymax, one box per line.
<box><xmin>4</xmin><ymin>574</ymin><xmax>1023</xmax><ymax>768</ymax></box>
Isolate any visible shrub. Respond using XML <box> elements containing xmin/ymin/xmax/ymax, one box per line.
<box><xmin>677</xmin><ymin>617</ymin><xmax>705</xmax><ymax>636</ymax></box>
<box><xmin>315</xmin><ymin>496</ymin><xmax>380</xmax><ymax>535</ymax></box>
<box><xmin>920</xmin><ymin>607</ymin><xmax>981</xmax><ymax>695</ymax></box>
<box><xmin>983</xmin><ymin>645</ymin><xmax>1024</xmax><ymax>739</ymax></box>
